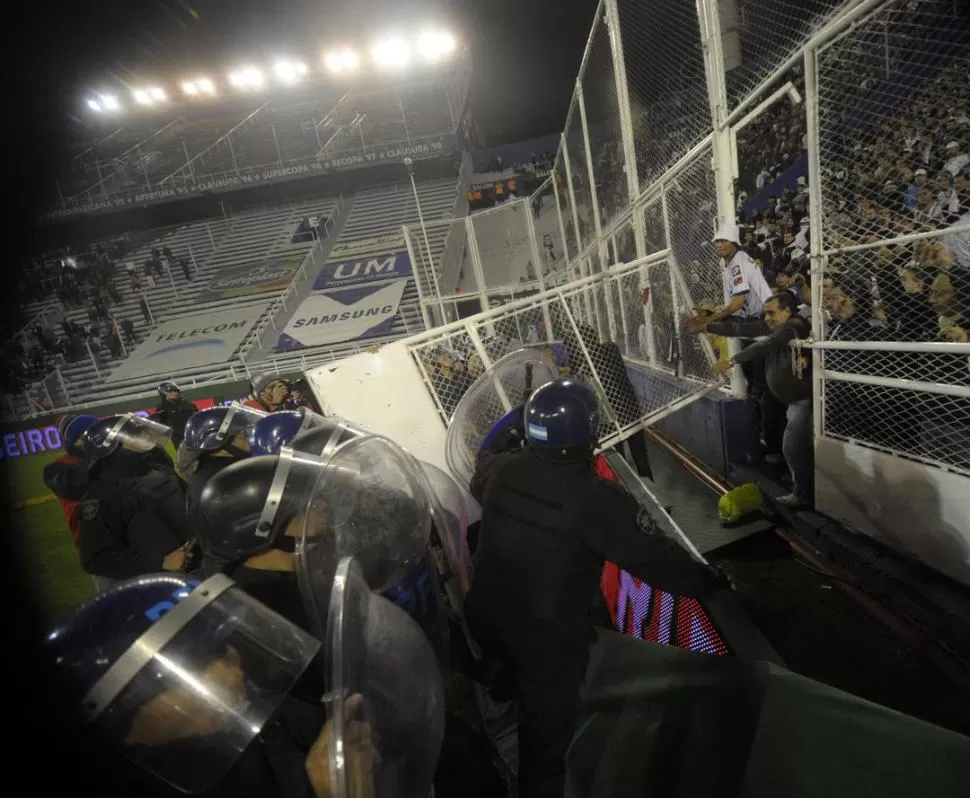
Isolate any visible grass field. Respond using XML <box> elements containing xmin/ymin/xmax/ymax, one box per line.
<box><xmin>5</xmin><ymin>441</ymin><xmax>179</xmax><ymax>622</ymax></box>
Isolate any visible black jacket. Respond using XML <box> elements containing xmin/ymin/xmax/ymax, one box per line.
<box><xmin>708</xmin><ymin>316</ymin><xmax>812</xmax><ymax>404</ymax></box>
<box><xmin>154</xmin><ymin>398</ymin><xmax>197</xmax><ymax>447</ymax></box>
<box><xmin>78</xmin><ymin>453</ymin><xmax>191</xmax><ymax>579</ymax></box>
<box><xmin>466</xmin><ymin>448</ymin><xmax>722</xmax><ymax>650</ymax></box>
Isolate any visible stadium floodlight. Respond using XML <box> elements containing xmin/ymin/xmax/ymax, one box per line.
<box><xmin>417</xmin><ymin>30</ymin><xmax>456</xmax><ymax>62</ymax></box>
<box><xmin>149</xmin><ymin>87</ymin><xmax>167</xmax><ymax>102</ymax></box>
<box><xmin>274</xmin><ymin>59</ymin><xmax>307</xmax><ymax>84</ymax></box>
<box><xmin>324</xmin><ymin>49</ymin><xmax>360</xmax><ymax>75</ymax></box>
<box><xmin>182</xmin><ymin>81</ymin><xmax>199</xmax><ymax>96</ymax></box>
<box><xmin>101</xmin><ymin>94</ymin><xmax>120</xmax><ymax>111</ymax></box>
<box><xmin>86</xmin><ymin>98</ymin><xmax>102</xmax><ymax>112</ymax></box>
<box><xmin>197</xmin><ymin>78</ymin><xmax>216</xmax><ymax>95</ymax></box>
<box><xmin>133</xmin><ymin>88</ymin><xmax>153</xmax><ymax>105</ymax></box>
<box><xmin>371</xmin><ymin>37</ymin><xmax>411</xmax><ymax>69</ymax></box>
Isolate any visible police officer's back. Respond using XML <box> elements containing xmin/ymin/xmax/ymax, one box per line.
<box><xmin>465</xmin><ymin>379</ymin><xmax>725</xmax><ymax>798</ymax></box>
<box><xmin>467</xmin><ymin>379</ymin><xmax>724</xmax><ymax>649</ymax></box>
<box><xmin>77</xmin><ymin>414</ymin><xmax>194</xmax><ymax>581</ymax></box>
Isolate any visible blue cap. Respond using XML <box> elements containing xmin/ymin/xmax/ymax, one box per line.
<box><xmin>59</xmin><ymin>414</ymin><xmax>98</xmax><ymax>457</ymax></box>
<box><xmin>524</xmin><ymin>378</ymin><xmax>599</xmax><ymax>449</ymax></box>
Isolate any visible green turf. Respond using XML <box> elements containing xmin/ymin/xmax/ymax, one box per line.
<box><xmin>4</xmin><ymin>440</ymin><xmax>179</xmax><ymax>621</ymax></box>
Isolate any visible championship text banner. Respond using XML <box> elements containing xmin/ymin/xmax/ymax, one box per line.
<box><xmin>193</xmin><ymin>260</ymin><xmax>300</xmax><ymax>304</ymax></box>
<box><xmin>106</xmin><ymin>306</ymin><xmax>264</xmax><ymax>383</ymax></box>
<box><xmin>313</xmin><ymin>251</ymin><xmax>412</xmax><ymax>290</ymax></box>
<box><xmin>276</xmin><ymin>279</ymin><xmax>408</xmax><ymax>351</ymax></box>
<box><xmin>329</xmin><ymin>234</ymin><xmax>406</xmax><ymax>259</ymax></box>
<box><xmin>45</xmin><ymin>135</ymin><xmax>456</xmax><ymax>221</ymax></box>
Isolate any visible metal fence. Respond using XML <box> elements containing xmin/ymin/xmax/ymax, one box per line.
<box><xmin>404</xmin><ymin>0</ymin><xmax>970</xmax><ymax>535</ymax></box>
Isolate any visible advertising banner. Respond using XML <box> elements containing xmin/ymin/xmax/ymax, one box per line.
<box><xmin>45</xmin><ymin>134</ymin><xmax>457</xmax><ymax>221</ymax></box>
<box><xmin>312</xmin><ymin>251</ymin><xmax>412</xmax><ymax>290</ymax></box>
<box><xmin>276</xmin><ymin>280</ymin><xmax>408</xmax><ymax>351</ymax></box>
<box><xmin>192</xmin><ymin>260</ymin><xmax>300</xmax><ymax>304</ymax></box>
<box><xmin>106</xmin><ymin>306</ymin><xmax>263</xmax><ymax>383</ymax></box>
<box><xmin>329</xmin><ymin>233</ymin><xmax>406</xmax><ymax>259</ymax></box>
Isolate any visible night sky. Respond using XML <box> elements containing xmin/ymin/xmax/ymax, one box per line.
<box><xmin>20</xmin><ymin>0</ymin><xmax>598</xmax><ymax>160</ymax></box>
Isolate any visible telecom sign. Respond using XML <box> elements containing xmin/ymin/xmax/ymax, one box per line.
<box><xmin>313</xmin><ymin>252</ymin><xmax>412</xmax><ymax>290</ymax></box>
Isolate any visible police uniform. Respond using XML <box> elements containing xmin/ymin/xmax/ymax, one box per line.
<box><xmin>153</xmin><ymin>383</ymin><xmax>197</xmax><ymax>449</ymax></box>
<box><xmin>78</xmin><ymin>456</ymin><xmax>192</xmax><ymax>581</ymax></box>
<box><xmin>465</xmin><ymin>380</ymin><xmax>725</xmax><ymax>798</ymax></box>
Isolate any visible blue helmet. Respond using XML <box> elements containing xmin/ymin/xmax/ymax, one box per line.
<box><xmin>83</xmin><ymin>413</ymin><xmax>172</xmax><ymax>458</ymax></box>
<box><xmin>46</xmin><ymin>573</ymin><xmax>200</xmax><ymax>703</ymax></box>
<box><xmin>183</xmin><ymin>404</ymin><xmax>267</xmax><ymax>452</ymax></box>
<box><xmin>249</xmin><ymin>408</ymin><xmax>326</xmax><ymax>456</ymax></box>
<box><xmin>524</xmin><ymin>378</ymin><xmax>599</xmax><ymax>450</ymax></box>
<box><xmin>58</xmin><ymin>414</ymin><xmax>99</xmax><ymax>457</ymax></box>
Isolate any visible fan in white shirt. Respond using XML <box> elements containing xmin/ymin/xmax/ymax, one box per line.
<box><xmin>685</xmin><ymin>224</ymin><xmax>773</xmax><ymax>331</ymax></box>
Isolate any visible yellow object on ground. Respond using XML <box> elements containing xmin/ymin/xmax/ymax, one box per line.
<box><xmin>719</xmin><ymin>483</ymin><xmax>764</xmax><ymax>525</ymax></box>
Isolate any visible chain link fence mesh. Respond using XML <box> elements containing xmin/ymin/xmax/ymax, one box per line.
<box><xmin>814</xmin><ymin>0</ymin><xmax>970</xmax><ymax>473</ymax></box>
<box><xmin>723</xmin><ymin>0</ymin><xmax>848</xmax><ymax>111</ymax></box>
<box><xmin>616</xmin><ymin>0</ymin><xmax>711</xmax><ymax>191</ymax></box>
<box><xmin>582</xmin><ymin>8</ymin><xmax>630</xmax><ymax>235</ymax></box>
<box><xmin>469</xmin><ymin>200</ymin><xmax>538</xmax><ymax>292</ymax></box>
<box><xmin>531</xmin><ymin>178</ymin><xmax>570</xmax><ymax>282</ymax></box>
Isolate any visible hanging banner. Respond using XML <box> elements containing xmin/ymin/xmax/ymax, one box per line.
<box><xmin>329</xmin><ymin>233</ymin><xmax>406</xmax><ymax>259</ymax></box>
<box><xmin>313</xmin><ymin>251</ymin><xmax>412</xmax><ymax>290</ymax></box>
<box><xmin>276</xmin><ymin>280</ymin><xmax>408</xmax><ymax>351</ymax></box>
<box><xmin>106</xmin><ymin>306</ymin><xmax>263</xmax><ymax>383</ymax></box>
<box><xmin>45</xmin><ymin>134</ymin><xmax>457</xmax><ymax>221</ymax></box>
<box><xmin>192</xmin><ymin>260</ymin><xmax>300</xmax><ymax>304</ymax></box>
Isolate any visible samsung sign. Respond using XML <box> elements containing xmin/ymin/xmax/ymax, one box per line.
<box><xmin>313</xmin><ymin>252</ymin><xmax>412</xmax><ymax>290</ymax></box>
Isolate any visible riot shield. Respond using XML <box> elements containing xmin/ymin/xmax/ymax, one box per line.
<box><xmin>83</xmin><ymin>574</ymin><xmax>320</xmax><ymax>794</ymax></box>
<box><xmin>297</xmin><ymin>435</ymin><xmax>433</xmax><ymax>638</ymax></box>
<box><xmin>324</xmin><ymin>557</ymin><xmax>445</xmax><ymax>798</ymax></box>
<box><xmin>445</xmin><ymin>347</ymin><xmax>558</xmax><ymax>486</ymax></box>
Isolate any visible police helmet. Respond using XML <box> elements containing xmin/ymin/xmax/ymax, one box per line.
<box><xmin>524</xmin><ymin>378</ymin><xmax>599</xmax><ymax>451</ymax></box>
<box><xmin>183</xmin><ymin>403</ymin><xmax>266</xmax><ymax>453</ymax></box>
<box><xmin>288</xmin><ymin>415</ymin><xmax>367</xmax><ymax>458</ymax></box>
<box><xmin>195</xmin><ymin>453</ymin><xmax>313</xmax><ymax>562</ymax></box>
<box><xmin>83</xmin><ymin>413</ymin><xmax>172</xmax><ymax>459</ymax></box>
<box><xmin>59</xmin><ymin>413</ymin><xmax>99</xmax><ymax>457</ymax></box>
<box><xmin>46</xmin><ymin>573</ymin><xmax>200</xmax><ymax>703</ymax></box>
<box><xmin>157</xmin><ymin>381</ymin><xmax>180</xmax><ymax>396</ymax></box>
<box><xmin>248</xmin><ymin>407</ymin><xmax>327</xmax><ymax>456</ymax></box>
<box><xmin>46</xmin><ymin>572</ymin><xmax>320</xmax><ymax>794</ymax></box>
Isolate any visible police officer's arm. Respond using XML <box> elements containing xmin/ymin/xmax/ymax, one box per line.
<box><xmin>42</xmin><ymin>460</ymin><xmax>89</xmax><ymax>501</ymax></box>
<box><xmin>469</xmin><ymin>450</ymin><xmax>519</xmax><ymax>505</ymax></box>
<box><xmin>78</xmin><ymin>488</ymin><xmax>172</xmax><ymax>579</ymax></box>
<box><xmin>581</xmin><ymin>481</ymin><xmax>725</xmax><ymax>599</ymax></box>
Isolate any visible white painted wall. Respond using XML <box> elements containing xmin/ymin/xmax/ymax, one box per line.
<box><xmin>815</xmin><ymin>436</ymin><xmax>970</xmax><ymax>588</ymax></box>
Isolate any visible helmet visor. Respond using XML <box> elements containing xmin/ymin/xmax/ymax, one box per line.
<box><xmin>107</xmin><ymin>413</ymin><xmax>172</xmax><ymax>453</ymax></box>
<box><xmin>85</xmin><ymin>575</ymin><xmax>320</xmax><ymax>794</ymax></box>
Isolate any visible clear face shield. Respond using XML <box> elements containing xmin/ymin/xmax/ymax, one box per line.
<box><xmin>108</xmin><ymin>413</ymin><xmax>172</xmax><ymax>453</ymax></box>
<box><xmin>211</xmin><ymin>404</ymin><xmax>267</xmax><ymax>450</ymax></box>
<box><xmin>83</xmin><ymin>574</ymin><xmax>321</xmax><ymax>794</ymax></box>
<box><xmin>289</xmin><ymin>416</ymin><xmax>371</xmax><ymax>460</ymax></box>
<box><xmin>324</xmin><ymin>557</ymin><xmax>445</xmax><ymax>798</ymax></box>
<box><xmin>445</xmin><ymin>348</ymin><xmax>559</xmax><ymax>485</ymax></box>
<box><xmin>296</xmin><ymin>435</ymin><xmax>432</xmax><ymax>639</ymax></box>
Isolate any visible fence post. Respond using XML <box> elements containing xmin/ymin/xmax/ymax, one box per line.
<box><xmin>524</xmin><ymin>201</ymin><xmax>555</xmax><ymax>341</ymax></box>
<box><xmin>696</xmin><ymin>0</ymin><xmax>746</xmax><ymax>398</ymax></box>
<box><xmin>404</xmin><ymin>227</ymin><xmax>434</xmax><ymax>330</ymax></box>
<box><xmin>463</xmin><ymin>217</ymin><xmax>490</xmax><ymax>316</ymax></box>
<box><xmin>804</xmin><ymin>44</ymin><xmax>826</xmax><ymax>444</ymax></box>
<box><xmin>560</xmin><ymin>135</ymin><xmax>595</xmax><ymax>324</ymax></box>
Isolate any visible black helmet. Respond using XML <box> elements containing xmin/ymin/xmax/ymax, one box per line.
<box><xmin>157</xmin><ymin>381</ymin><xmax>180</xmax><ymax>396</ymax></box>
<box><xmin>83</xmin><ymin>413</ymin><xmax>172</xmax><ymax>459</ymax></box>
<box><xmin>524</xmin><ymin>378</ymin><xmax>599</xmax><ymax>451</ymax></box>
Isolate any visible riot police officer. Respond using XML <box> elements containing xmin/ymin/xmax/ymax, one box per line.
<box><xmin>465</xmin><ymin>378</ymin><xmax>729</xmax><ymax>798</ymax></box>
<box><xmin>177</xmin><ymin>403</ymin><xmax>266</xmax><ymax>534</ymax></box>
<box><xmin>44</xmin><ymin>570</ymin><xmax>396</xmax><ymax>798</ymax></box>
<box><xmin>77</xmin><ymin>414</ymin><xmax>195</xmax><ymax>585</ymax></box>
<box><xmin>153</xmin><ymin>381</ymin><xmax>197</xmax><ymax>448</ymax></box>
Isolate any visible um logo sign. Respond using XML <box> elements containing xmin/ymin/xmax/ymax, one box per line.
<box><xmin>313</xmin><ymin>251</ymin><xmax>413</xmax><ymax>290</ymax></box>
